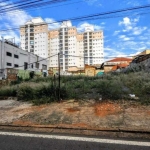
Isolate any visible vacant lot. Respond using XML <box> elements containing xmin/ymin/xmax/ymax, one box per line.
<box><xmin>0</xmin><ymin>99</ymin><xmax>150</xmax><ymax>131</ymax></box>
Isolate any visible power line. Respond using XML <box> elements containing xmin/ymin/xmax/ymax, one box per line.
<box><xmin>0</xmin><ymin>53</ymin><xmax>58</xmax><ymax>70</ymax></box>
<box><xmin>0</xmin><ymin>0</ymin><xmax>68</xmax><ymax>14</ymax></box>
<box><xmin>62</xmin><ymin>54</ymin><xmax>135</xmax><ymax>58</ymax></box>
<box><xmin>1</xmin><ymin>3</ymin><xmax>150</xmax><ymax>32</ymax></box>
<box><xmin>2</xmin><ymin>0</ymin><xmax>83</xmax><ymax>17</ymax></box>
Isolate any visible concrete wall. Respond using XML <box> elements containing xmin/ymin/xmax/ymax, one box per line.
<box><xmin>0</xmin><ymin>40</ymin><xmax>48</xmax><ymax>79</ymax></box>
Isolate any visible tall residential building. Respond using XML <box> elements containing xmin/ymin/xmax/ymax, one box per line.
<box><xmin>83</xmin><ymin>26</ymin><xmax>104</xmax><ymax>66</ymax></box>
<box><xmin>20</xmin><ymin>17</ymin><xmax>48</xmax><ymax>58</ymax></box>
<box><xmin>48</xmin><ymin>21</ymin><xmax>104</xmax><ymax>71</ymax></box>
<box><xmin>20</xmin><ymin>18</ymin><xmax>104</xmax><ymax>71</ymax></box>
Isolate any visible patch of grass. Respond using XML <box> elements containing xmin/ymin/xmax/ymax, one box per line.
<box><xmin>0</xmin><ymin>71</ymin><xmax>150</xmax><ymax>105</ymax></box>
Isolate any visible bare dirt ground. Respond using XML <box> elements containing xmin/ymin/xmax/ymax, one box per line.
<box><xmin>0</xmin><ymin>99</ymin><xmax>150</xmax><ymax>131</ymax></box>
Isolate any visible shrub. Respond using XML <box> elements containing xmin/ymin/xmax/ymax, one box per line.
<box><xmin>17</xmin><ymin>85</ymin><xmax>34</xmax><ymax>101</ymax></box>
<box><xmin>0</xmin><ymin>86</ymin><xmax>17</xmax><ymax>97</ymax></box>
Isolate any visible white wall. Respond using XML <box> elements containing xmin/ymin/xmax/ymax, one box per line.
<box><xmin>0</xmin><ymin>41</ymin><xmax>48</xmax><ymax>78</ymax></box>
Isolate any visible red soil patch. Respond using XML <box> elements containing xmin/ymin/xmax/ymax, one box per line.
<box><xmin>67</xmin><ymin>107</ymin><xmax>80</xmax><ymax>113</ymax></box>
<box><xmin>95</xmin><ymin>102</ymin><xmax>123</xmax><ymax>117</ymax></box>
<box><xmin>146</xmin><ymin>111</ymin><xmax>150</xmax><ymax>115</ymax></box>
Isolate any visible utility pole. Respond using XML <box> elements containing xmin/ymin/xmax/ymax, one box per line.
<box><xmin>58</xmin><ymin>52</ymin><xmax>61</xmax><ymax>102</ymax></box>
<box><xmin>0</xmin><ymin>38</ymin><xmax>2</xmax><ymax>70</ymax></box>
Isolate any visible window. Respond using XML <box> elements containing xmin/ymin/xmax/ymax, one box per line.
<box><xmin>30</xmin><ymin>64</ymin><xmax>33</xmax><ymax>68</ymax></box>
<box><xmin>24</xmin><ymin>62</ymin><xmax>28</xmax><ymax>70</ymax></box>
<box><xmin>14</xmin><ymin>64</ymin><xmax>19</xmax><ymax>67</ymax></box>
<box><xmin>42</xmin><ymin>64</ymin><xmax>47</xmax><ymax>70</ymax></box>
<box><xmin>7</xmin><ymin>63</ymin><xmax>12</xmax><ymax>66</ymax></box>
<box><xmin>36</xmin><ymin>63</ymin><xmax>39</xmax><ymax>69</ymax></box>
<box><xmin>6</xmin><ymin>52</ymin><xmax>12</xmax><ymax>57</ymax></box>
<box><xmin>14</xmin><ymin>54</ymin><xmax>19</xmax><ymax>59</ymax></box>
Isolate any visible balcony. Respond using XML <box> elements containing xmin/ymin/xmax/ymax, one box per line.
<box><xmin>65</xmin><ymin>51</ymin><xmax>68</xmax><ymax>54</ymax></box>
<box><xmin>30</xmin><ymin>49</ymin><xmax>34</xmax><ymax>53</ymax></box>
<box><xmin>59</xmin><ymin>39</ymin><xmax>63</xmax><ymax>42</ymax></box>
<box><xmin>89</xmin><ymin>32</ymin><xmax>92</xmax><ymax>35</ymax></box>
<box><xmin>30</xmin><ymin>33</ymin><xmax>34</xmax><ymax>36</ymax></box>
<box><xmin>30</xmin><ymin>29</ymin><xmax>34</xmax><ymax>32</ymax></box>
<box><xmin>59</xmin><ymin>33</ymin><xmax>63</xmax><ymax>36</ymax></box>
<box><xmin>30</xmin><ymin>37</ymin><xmax>34</xmax><ymax>40</ymax></box>
<box><xmin>84</xmin><ymin>33</ymin><xmax>87</xmax><ymax>36</ymax></box>
<box><xmin>60</xmin><ymin>29</ymin><xmax>63</xmax><ymax>32</ymax></box>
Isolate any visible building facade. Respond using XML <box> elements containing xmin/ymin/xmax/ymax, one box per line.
<box><xmin>103</xmin><ymin>57</ymin><xmax>133</xmax><ymax>73</ymax></box>
<box><xmin>20</xmin><ymin>18</ymin><xmax>104</xmax><ymax>71</ymax></box>
<box><xmin>0</xmin><ymin>39</ymin><xmax>48</xmax><ymax>79</ymax></box>
<box><xmin>48</xmin><ymin>21</ymin><xmax>104</xmax><ymax>71</ymax></box>
<box><xmin>20</xmin><ymin>17</ymin><xmax>48</xmax><ymax>58</ymax></box>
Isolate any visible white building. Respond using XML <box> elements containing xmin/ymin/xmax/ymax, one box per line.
<box><xmin>48</xmin><ymin>21</ymin><xmax>104</xmax><ymax>71</ymax></box>
<box><xmin>20</xmin><ymin>18</ymin><xmax>104</xmax><ymax>71</ymax></box>
<box><xmin>20</xmin><ymin>17</ymin><xmax>48</xmax><ymax>58</ymax></box>
<box><xmin>0</xmin><ymin>39</ymin><xmax>48</xmax><ymax>79</ymax></box>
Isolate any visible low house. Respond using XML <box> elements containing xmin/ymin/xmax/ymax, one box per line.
<box><xmin>103</xmin><ymin>57</ymin><xmax>132</xmax><ymax>73</ymax></box>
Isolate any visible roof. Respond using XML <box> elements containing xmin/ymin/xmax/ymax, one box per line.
<box><xmin>107</xmin><ymin>57</ymin><xmax>133</xmax><ymax>62</ymax></box>
<box><xmin>111</xmin><ymin>63</ymin><xmax>129</xmax><ymax>71</ymax></box>
<box><xmin>25</xmin><ymin>17</ymin><xmax>46</xmax><ymax>25</ymax></box>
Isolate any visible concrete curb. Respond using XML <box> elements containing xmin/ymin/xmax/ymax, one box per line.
<box><xmin>0</xmin><ymin>124</ymin><xmax>150</xmax><ymax>139</ymax></box>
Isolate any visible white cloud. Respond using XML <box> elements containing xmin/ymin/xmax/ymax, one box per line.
<box><xmin>119</xmin><ymin>35</ymin><xmax>134</xmax><ymax>41</ymax></box>
<box><xmin>132</xmin><ymin>26</ymin><xmax>147</xmax><ymax>35</ymax></box>
<box><xmin>113</xmin><ymin>30</ymin><xmax>120</xmax><ymax>35</ymax></box>
<box><xmin>84</xmin><ymin>0</ymin><xmax>102</xmax><ymax>6</ymax></box>
<box><xmin>101</xmin><ymin>22</ymin><xmax>105</xmax><ymax>25</ymax></box>
<box><xmin>104</xmin><ymin>47</ymin><xmax>128</xmax><ymax>61</ymax></box>
<box><xmin>119</xmin><ymin>35</ymin><xmax>126</xmax><ymax>39</ymax></box>
<box><xmin>118</xmin><ymin>16</ymin><xmax>147</xmax><ymax>36</ymax></box>
<box><xmin>77</xmin><ymin>22</ymin><xmax>103</xmax><ymax>32</ymax></box>
<box><xmin>4</xmin><ymin>11</ymin><xmax>32</xmax><ymax>26</ymax></box>
<box><xmin>0</xmin><ymin>2</ymin><xmax>32</xmax><ymax>43</ymax></box>
<box><xmin>45</xmin><ymin>18</ymin><xmax>61</xmax><ymax>30</ymax></box>
<box><xmin>119</xmin><ymin>17</ymin><xmax>131</xmax><ymax>26</ymax></box>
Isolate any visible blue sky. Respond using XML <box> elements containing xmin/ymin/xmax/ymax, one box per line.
<box><xmin>1</xmin><ymin>0</ymin><xmax>150</xmax><ymax>59</ymax></box>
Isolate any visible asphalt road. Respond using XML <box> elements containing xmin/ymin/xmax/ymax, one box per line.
<box><xmin>0</xmin><ymin>131</ymin><xmax>150</xmax><ymax>150</ymax></box>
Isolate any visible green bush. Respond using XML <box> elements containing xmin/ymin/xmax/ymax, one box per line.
<box><xmin>0</xmin><ymin>86</ymin><xmax>17</xmax><ymax>97</ymax></box>
<box><xmin>17</xmin><ymin>85</ymin><xmax>34</xmax><ymax>101</ymax></box>
<box><xmin>0</xmin><ymin>71</ymin><xmax>150</xmax><ymax>105</ymax></box>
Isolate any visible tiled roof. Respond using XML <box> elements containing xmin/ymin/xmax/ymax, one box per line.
<box><xmin>107</xmin><ymin>57</ymin><xmax>132</xmax><ymax>62</ymax></box>
<box><xmin>111</xmin><ymin>63</ymin><xmax>129</xmax><ymax>71</ymax></box>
